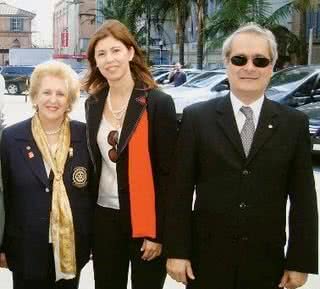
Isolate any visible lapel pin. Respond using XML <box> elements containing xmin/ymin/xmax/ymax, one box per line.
<box><xmin>268</xmin><ymin>124</ymin><xmax>273</xmax><ymax>129</ymax></box>
<box><xmin>26</xmin><ymin>146</ymin><xmax>31</xmax><ymax>150</ymax></box>
<box><xmin>69</xmin><ymin>147</ymin><xmax>73</xmax><ymax>158</ymax></box>
<box><xmin>135</xmin><ymin>96</ymin><xmax>146</xmax><ymax>105</ymax></box>
<box><xmin>28</xmin><ymin>151</ymin><xmax>34</xmax><ymax>159</ymax></box>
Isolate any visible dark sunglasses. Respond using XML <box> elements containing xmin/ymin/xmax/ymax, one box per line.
<box><xmin>230</xmin><ymin>55</ymin><xmax>271</xmax><ymax>68</ymax></box>
<box><xmin>107</xmin><ymin>130</ymin><xmax>119</xmax><ymax>163</ymax></box>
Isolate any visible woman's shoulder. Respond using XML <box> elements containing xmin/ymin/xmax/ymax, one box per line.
<box><xmin>70</xmin><ymin>120</ymin><xmax>86</xmax><ymax>132</ymax></box>
<box><xmin>2</xmin><ymin>118</ymin><xmax>31</xmax><ymax>137</ymax></box>
<box><xmin>148</xmin><ymin>88</ymin><xmax>174</xmax><ymax>105</ymax></box>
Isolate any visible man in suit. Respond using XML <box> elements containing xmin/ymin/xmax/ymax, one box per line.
<box><xmin>165</xmin><ymin>23</ymin><xmax>318</xmax><ymax>289</ymax></box>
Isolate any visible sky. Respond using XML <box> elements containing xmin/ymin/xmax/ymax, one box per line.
<box><xmin>5</xmin><ymin>0</ymin><xmax>56</xmax><ymax>47</ymax></box>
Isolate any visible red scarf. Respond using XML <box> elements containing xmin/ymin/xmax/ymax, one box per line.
<box><xmin>128</xmin><ymin>104</ymin><xmax>156</xmax><ymax>238</ymax></box>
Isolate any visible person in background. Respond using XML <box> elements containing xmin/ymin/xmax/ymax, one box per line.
<box><xmin>0</xmin><ymin>61</ymin><xmax>95</xmax><ymax>289</ymax></box>
<box><xmin>168</xmin><ymin>62</ymin><xmax>187</xmax><ymax>87</ymax></box>
<box><xmin>83</xmin><ymin>19</ymin><xmax>177</xmax><ymax>289</ymax></box>
<box><xmin>165</xmin><ymin>22</ymin><xmax>318</xmax><ymax>289</ymax></box>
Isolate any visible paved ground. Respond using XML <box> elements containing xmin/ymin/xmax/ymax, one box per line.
<box><xmin>0</xmin><ymin>95</ymin><xmax>319</xmax><ymax>288</ymax></box>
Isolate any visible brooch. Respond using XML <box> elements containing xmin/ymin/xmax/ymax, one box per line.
<box><xmin>72</xmin><ymin>166</ymin><xmax>88</xmax><ymax>188</ymax></box>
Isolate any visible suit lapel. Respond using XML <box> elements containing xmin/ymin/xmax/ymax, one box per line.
<box><xmin>216</xmin><ymin>95</ymin><xmax>245</xmax><ymax>157</ymax></box>
<box><xmin>17</xmin><ymin>120</ymin><xmax>49</xmax><ymax>186</ymax></box>
<box><xmin>117</xmin><ymin>86</ymin><xmax>147</xmax><ymax>156</ymax></box>
<box><xmin>246</xmin><ymin>98</ymin><xmax>279</xmax><ymax>163</ymax></box>
<box><xmin>86</xmin><ymin>88</ymin><xmax>107</xmax><ymax>166</ymax></box>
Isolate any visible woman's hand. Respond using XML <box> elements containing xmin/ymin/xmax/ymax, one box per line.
<box><xmin>0</xmin><ymin>253</ymin><xmax>8</xmax><ymax>268</ymax></box>
<box><xmin>140</xmin><ymin>239</ymin><xmax>162</xmax><ymax>261</ymax></box>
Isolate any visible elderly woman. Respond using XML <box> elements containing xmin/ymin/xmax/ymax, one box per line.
<box><xmin>0</xmin><ymin>61</ymin><xmax>95</xmax><ymax>289</ymax></box>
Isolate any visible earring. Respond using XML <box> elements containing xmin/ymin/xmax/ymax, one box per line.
<box><xmin>32</xmin><ymin>104</ymin><xmax>38</xmax><ymax>111</ymax></box>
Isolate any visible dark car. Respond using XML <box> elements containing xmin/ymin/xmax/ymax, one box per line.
<box><xmin>296</xmin><ymin>102</ymin><xmax>320</xmax><ymax>155</ymax></box>
<box><xmin>1</xmin><ymin>65</ymin><xmax>35</xmax><ymax>95</ymax></box>
<box><xmin>266</xmin><ymin>65</ymin><xmax>320</xmax><ymax>107</ymax></box>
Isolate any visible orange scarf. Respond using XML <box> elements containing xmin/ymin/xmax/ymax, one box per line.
<box><xmin>128</xmin><ymin>105</ymin><xmax>156</xmax><ymax>238</ymax></box>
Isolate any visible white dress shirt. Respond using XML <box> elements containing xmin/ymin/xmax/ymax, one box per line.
<box><xmin>230</xmin><ymin>92</ymin><xmax>265</xmax><ymax>133</ymax></box>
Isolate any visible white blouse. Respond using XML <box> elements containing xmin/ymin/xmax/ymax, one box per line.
<box><xmin>96</xmin><ymin>115</ymin><xmax>122</xmax><ymax>210</ymax></box>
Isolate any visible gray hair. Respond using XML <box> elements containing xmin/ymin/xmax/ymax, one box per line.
<box><xmin>222</xmin><ymin>22</ymin><xmax>278</xmax><ymax>66</ymax></box>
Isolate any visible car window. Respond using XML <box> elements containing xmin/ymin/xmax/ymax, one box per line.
<box><xmin>183</xmin><ymin>72</ymin><xmax>225</xmax><ymax>88</ymax></box>
<box><xmin>269</xmin><ymin>68</ymin><xmax>316</xmax><ymax>87</ymax></box>
<box><xmin>293</xmin><ymin>75</ymin><xmax>317</xmax><ymax>97</ymax></box>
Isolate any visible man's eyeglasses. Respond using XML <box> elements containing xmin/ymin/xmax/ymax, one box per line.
<box><xmin>108</xmin><ymin>130</ymin><xmax>119</xmax><ymax>163</ymax></box>
<box><xmin>230</xmin><ymin>55</ymin><xmax>271</xmax><ymax>68</ymax></box>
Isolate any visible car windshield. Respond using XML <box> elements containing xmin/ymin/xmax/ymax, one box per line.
<box><xmin>183</xmin><ymin>71</ymin><xmax>225</xmax><ymax>88</ymax></box>
<box><xmin>267</xmin><ymin>67</ymin><xmax>316</xmax><ymax>96</ymax></box>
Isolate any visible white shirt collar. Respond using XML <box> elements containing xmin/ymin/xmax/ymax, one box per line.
<box><xmin>230</xmin><ymin>92</ymin><xmax>265</xmax><ymax>128</ymax></box>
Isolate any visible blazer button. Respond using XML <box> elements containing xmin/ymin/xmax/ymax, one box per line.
<box><xmin>239</xmin><ymin>202</ymin><xmax>247</xmax><ymax>209</ymax></box>
<box><xmin>242</xmin><ymin>170</ymin><xmax>249</xmax><ymax>175</ymax></box>
<box><xmin>45</xmin><ymin>187</ymin><xmax>50</xmax><ymax>193</ymax></box>
<box><xmin>241</xmin><ymin>236</ymin><xmax>248</xmax><ymax>241</ymax></box>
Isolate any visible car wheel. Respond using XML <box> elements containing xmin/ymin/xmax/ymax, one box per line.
<box><xmin>7</xmin><ymin>83</ymin><xmax>19</xmax><ymax>95</ymax></box>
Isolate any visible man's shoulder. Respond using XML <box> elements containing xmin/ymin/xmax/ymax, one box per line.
<box><xmin>266</xmin><ymin>98</ymin><xmax>307</xmax><ymax>122</ymax></box>
<box><xmin>185</xmin><ymin>96</ymin><xmax>225</xmax><ymax>115</ymax></box>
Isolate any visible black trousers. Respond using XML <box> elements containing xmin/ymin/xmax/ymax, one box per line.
<box><xmin>12</xmin><ymin>246</ymin><xmax>80</xmax><ymax>289</ymax></box>
<box><xmin>93</xmin><ymin>206</ymin><xmax>166</xmax><ymax>289</ymax></box>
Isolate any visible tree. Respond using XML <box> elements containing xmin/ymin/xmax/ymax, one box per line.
<box><xmin>195</xmin><ymin>0</ymin><xmax>206</xmax><ymax>69</ymax></box>
<box><xmin>206</xmin><ymin>0</ymin><xmax>317</xmax><ymax>66</ymax></box>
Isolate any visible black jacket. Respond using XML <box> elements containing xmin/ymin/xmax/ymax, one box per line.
<box><xmin>165</xmin><ymin>95</ymin><xmax>318</xmax><ymax>289</ymax></box>
<box><xmin>85</xmin><ymin>85</ymin><xmax>177</xmax><ymax>242</ymax></box>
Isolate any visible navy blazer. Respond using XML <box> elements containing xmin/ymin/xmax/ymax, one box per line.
<box><xmin>0</xmin><ymin>118</ymin><xmax>95</xmax><ymax>279</ymax></box>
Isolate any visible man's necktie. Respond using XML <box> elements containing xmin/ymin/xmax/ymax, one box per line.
<box><xmin>240</xmin><ymin>106</ymin><xmax>255</xmax><ymax>157</ymax></box>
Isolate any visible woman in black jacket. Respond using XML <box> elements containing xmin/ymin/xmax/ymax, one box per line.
<box><xmin>83</xmin><ymin>19</ymin><xmax>177</xmax><ymax>289</ymax></box>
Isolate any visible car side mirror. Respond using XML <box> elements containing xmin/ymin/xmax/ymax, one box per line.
<box><xmin>214</xmin><ymin>84</ymin><xmax>229</xmax><ymax>92</ymax></box>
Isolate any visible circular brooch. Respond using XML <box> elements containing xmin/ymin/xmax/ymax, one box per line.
<box><xmin>72</xmin><ymin>166</ymin><xmax>88</xmax><ymax>188</ymax></box>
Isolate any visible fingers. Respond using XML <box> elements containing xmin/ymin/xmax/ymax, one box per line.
<box><xmin>166</xmin><ymin>258</ymin><xmax>195</xmax><ymax>285</ymax></box>
<box><xmin>0</xmin><ymin>253</ymin><xmax>8</xmax><ymax>268</ymax></box>
<box><xmin>278</xmin><ymin>271</ymin><xmax>289</xmax><ymax>288</ymax></box>
<box><xmin>279</xmin><ymin>271</ymin><xmax>308</xmax><ymax>289</ymax></box>
<box><xmin>141</xmin><ymin>239</ymin><xmax>162</xmax><ymax>261</ymax></box>
<box><xmin>186</xmin><ymin>263</ymin><xmax>195</xmax><ymax>280</ymax></box>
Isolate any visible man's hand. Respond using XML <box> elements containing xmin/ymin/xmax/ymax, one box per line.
<box><xmin>0</xmin><ymin>253</ymin><xmax>7</xmax><ymax>268</ymax></box>
<box><xmin>278</xmin><ymin>270</ymin><xmax>308</xmax><ymax>289</ymax></box>
<box><xmin>140</xmin><ymin>239</ymin><xmax>162</xmax><ymax>261</ymax></box>
<box><xmin>166</xmin><ymin>258</ymin><xmax>195</xmax><ymax>285</ymax></box>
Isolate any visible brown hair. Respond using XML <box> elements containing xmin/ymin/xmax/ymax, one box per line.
<box><xmin>83</xmin><ymin>19</ymin><xmax>156</xmax><ymax>94</ymax></box>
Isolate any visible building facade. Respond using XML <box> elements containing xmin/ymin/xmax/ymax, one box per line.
<box><xmin>0</xmin><ymin>2</ymin><xmax>35</xmax><ymax>65</ymax></box>
<box><xmin>53</xmin><ymin>0</ymin><xmax>96</xmax><ymax>67</ymax></box>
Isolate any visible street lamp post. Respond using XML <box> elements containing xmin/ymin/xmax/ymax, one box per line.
<box><xmin>159</xmin><ymin>40</ymin><xmax>163</xmax><ymax>65</ymax></box>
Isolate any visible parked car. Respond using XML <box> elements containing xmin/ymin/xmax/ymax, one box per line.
<box><xmin>163</xmin><ymin>69</ymin><xmax>229</xmax><ymax>119</ymax></box>
<box><xmin>1</xmin><ymin>65</ymin><xmax>35</xmax><ymax>95</ymax></box>
<box><xmin>266</xmin><ymin>65</ymin><xmax>320</xmax><ymax>107</ymax></box>
<box><xmin>297</xmin><ymin>102</ymin><xmax>320</xmax><ymax>155</ymax></box>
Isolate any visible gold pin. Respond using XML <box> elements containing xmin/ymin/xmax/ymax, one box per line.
<box><xmin>28</xmin><ymin>151</ymin><xmax>34</xmax><ymax>159</ymax></box>
<box><xmin>26</xmin><ymin>146</ymin><xmax>31</xmax><ymax>150</ymax></box>
<box><xmin>268</xmin><ymin>124</ymin><xmax>273</xmax><ymax>129</ymax></box>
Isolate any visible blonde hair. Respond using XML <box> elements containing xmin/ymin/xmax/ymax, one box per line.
<box><xmin>29</xmin><ymin>61</ymin><xmax>80</xmax><ymax>110</ymax></box>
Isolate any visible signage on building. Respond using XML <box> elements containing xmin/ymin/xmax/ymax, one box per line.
<box><xmin>61</xmin><ymin>30</ymin><xmax>69</xmax><ymax>48</ymax></box>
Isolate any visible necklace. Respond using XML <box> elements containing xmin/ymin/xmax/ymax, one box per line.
<box><xmin>44</xmin><ymin>126</ymin><xmax>62</xmax><ymax>135</ymax></box>
<box><xmin>107</xmin><ymin>92</ymin><xmax>128</xmax><ymax>121</ymax></box>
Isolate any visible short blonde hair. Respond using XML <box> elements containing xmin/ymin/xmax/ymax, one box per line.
<box><xmin>29</xmin><ymin>61</ymin><xmax>80</xmax><ymax>110</ymax></box>
<box><xmin>222</xmin><ymin>22</ymin><xmax>278</xmax><ymax>66</ymax></box>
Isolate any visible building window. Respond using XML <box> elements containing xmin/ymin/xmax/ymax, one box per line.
<box><xmin>10</xmin><ymin>17</ymin><xmax>24</xmax><ymax>32</ymax></box>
